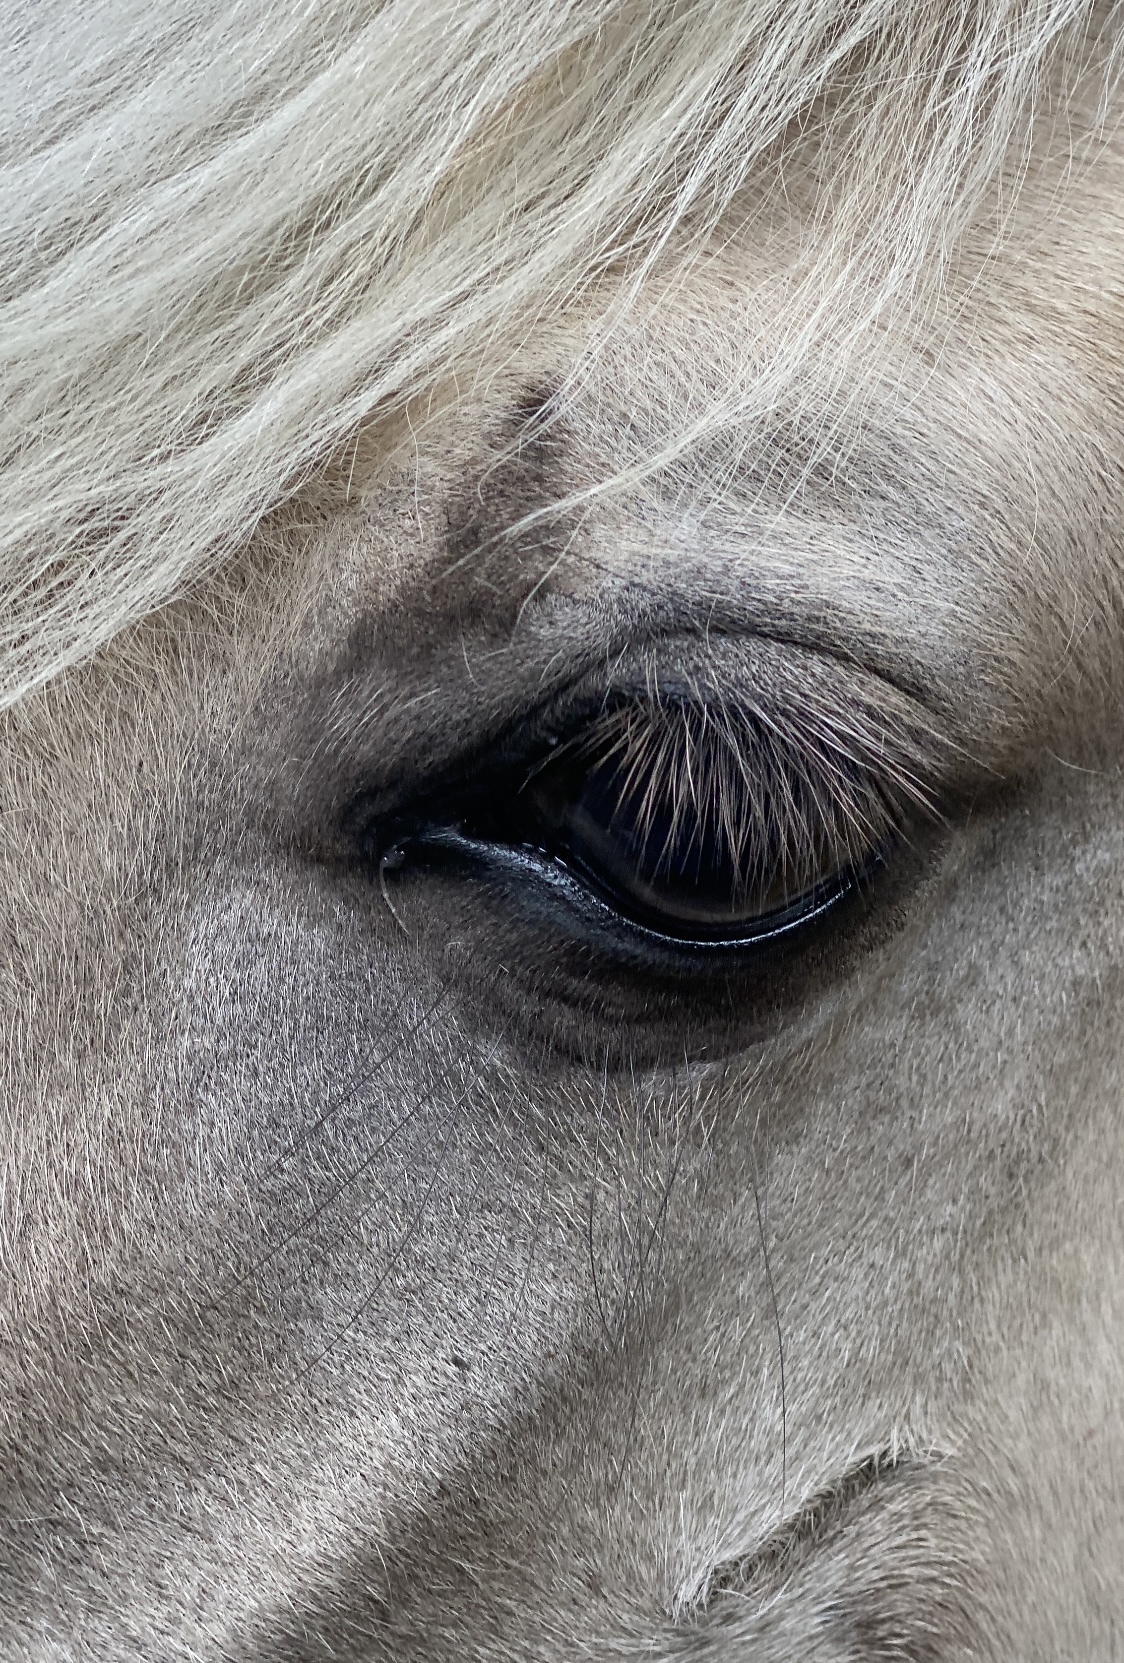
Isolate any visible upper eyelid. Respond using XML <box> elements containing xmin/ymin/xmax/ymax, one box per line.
<box><xmin>386</xmin><ymin>673</ymin><xmax>952</xmax><ymax>857</ymax></box>
<box><xmin>507</xmin><ymin>643</ymin><xmax>956</xmax><ymax>786</ymax></box>
<box><xmin>334</xmin><ymin>624</ymin><xmax>971</xmax><ymax>853</ymax></box>
<box><xmin>393</xmin><ymin>692</ymin><xmax>916</xmax><ymax>955</ymax></box>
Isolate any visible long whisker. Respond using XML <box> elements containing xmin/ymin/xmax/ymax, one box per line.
<box><xmin>302</xmin><ymin>1045</ymin><xmax>502</xmax><ymax>1373</ymax></box>
<box><xmin>494</xmin><ymin>1085</ymin><xmax>554</xmax><ymax>1370</ymax></box>
<box><xmin>220</xmin><ymin>1048</ymin><xmax>460</xmax><ymax>1300</ymax></box>
<box><xmin>751</xmin><ymin>1117</ymin><xmax>787</xmax><ymax>1527</ymax></box>
<box><xmin>255</xmin><ymin>987</ymin><xmax>451</xmax><ymax>1187</ymax></box>
<box><xmin>463</xmin><ymin>1065</ymin><xmax>533</xmax><ymax>1352</ymax></box>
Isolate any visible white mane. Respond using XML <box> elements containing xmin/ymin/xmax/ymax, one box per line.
<box><xmin>0</xmin><ymin>0</ymin><xmax>1108</xmax><ymax>706</ymax></box>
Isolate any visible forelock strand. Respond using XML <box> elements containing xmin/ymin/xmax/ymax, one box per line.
<box><xmin>0</xmin><ymin>0</ymin><xmax>1115</xmax><ymax>705</ymax></box>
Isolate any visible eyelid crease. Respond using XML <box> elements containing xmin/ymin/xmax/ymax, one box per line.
<box><xmin>523</xmin><ymin>630</ymin><xmax>954</xmax><ymax>825</ymax></box>
<box><xmin>349</xmin><ymin>629</ymin><xmax>968</xmax><ymax>871</ymax></box>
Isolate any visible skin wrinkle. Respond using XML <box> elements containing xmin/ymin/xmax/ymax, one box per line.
<box><xmin>2</xmin><ymin>21</ymin><xmax>1124</xmax><ymax>1663</ymax></box>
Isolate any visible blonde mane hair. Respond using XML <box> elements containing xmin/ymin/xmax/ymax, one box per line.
<box><xmin>1</xmin><ymin>0</ymin><xmax>1113</xmax><ymax>708</ymax></box>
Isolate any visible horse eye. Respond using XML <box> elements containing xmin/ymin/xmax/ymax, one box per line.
<box><xmin>497</xmin><ymin>700</ymin><xmax>892</xmax><ymax>945</ymax></box>
<box><xmin>377</xmin><ymin>694</ymin><xmax>908</xmax><ymax>952</ymax></box>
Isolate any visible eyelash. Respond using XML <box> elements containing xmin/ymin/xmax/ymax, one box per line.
<box><xmin>372</xmin><ymin>678</ymin><xmax>940</xmax><ymax>954</ymax></box>
<box><xmin>533</xmin><ymin>696</ymin><xmax>903</xmax><ymax>891</ymax></box>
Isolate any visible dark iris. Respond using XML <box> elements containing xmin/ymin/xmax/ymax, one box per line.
<box><xmin>499</xmin><ymin>712</ymin><xmax>865</xmax><ymax>943</ymax></box>
<box><xmin>379</xmin><ymin>695</ymin><xmax>894</xmax><ymax>948</ymax></box>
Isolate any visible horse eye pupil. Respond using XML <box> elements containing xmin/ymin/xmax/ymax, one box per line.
<box><xmin>520</xmin><ymin>727</ymin><xmax>844</xmax><ymax>943</ymax></box>
<box><xmin>578</xmin><ymin>759</ymin><xmax>728</xmax><ymax>890</ymax></box>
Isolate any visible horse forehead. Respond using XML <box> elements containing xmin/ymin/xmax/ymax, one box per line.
<box><xmin>302</xmin><ymin>146</ymin><xmax>1122</xmax><ymax>660</ymax></box>
<box><xmin>267</xmin><ymin>277</ymin><xmax>1120</xmax><ymax>807</ymax></box>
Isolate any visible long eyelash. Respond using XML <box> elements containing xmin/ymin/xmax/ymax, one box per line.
<box><xmin>556</xmin><ymin>687</ymin><xmax>938</xmax><ymax>901</ymax></box>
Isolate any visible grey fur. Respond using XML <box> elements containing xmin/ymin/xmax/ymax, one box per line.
<box><xmin>1</xmin><ymin>46</ymin><xmax>1123</xmax><ymax>1663</ymax></box>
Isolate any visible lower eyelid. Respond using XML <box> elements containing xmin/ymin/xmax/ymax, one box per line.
<box><xmin>397</xmin><ymin>824</ymin><xmax>876</xmax><ymax>954</ymax></box>
<box><xmin>370</xmin><ymin>816</ymin><xmax>941</xmax><ymax>1068</ymax></box>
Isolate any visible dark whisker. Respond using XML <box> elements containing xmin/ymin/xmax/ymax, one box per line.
<box><xmin>586</xmin><ymin>1053</ymin><xmax>616</xmax><ymax>1350</ymax></box>
<box><xmin>751</xmin><ymin>1117</ymin><xmax>787</xmax><ymax>1526</ymax></box>
<box><xmin>219</xmin><ymin>1054</ymin><xmax>461</xmax><ymax>1302</ymax></box>
<box><xmin>254</xmin><ymin>987</ymin><xmax>451</xmax><ymax>1186</ymax></box>
<box><xmin>302</xmin><ymin>1047</ymin><xmax>502</xmax><ymax>1372</ymax></box>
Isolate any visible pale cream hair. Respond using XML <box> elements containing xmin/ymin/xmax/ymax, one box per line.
<box><xmin>0</xmin><ymin>0</ymin><xmax>1115</xmax><ymax>708</ymax></box>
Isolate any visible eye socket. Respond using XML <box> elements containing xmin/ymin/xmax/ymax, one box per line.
<box><xmin>451</xmin><ymin>693</ymin><xmax>908</xmax><ymax>948</ymax></box>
